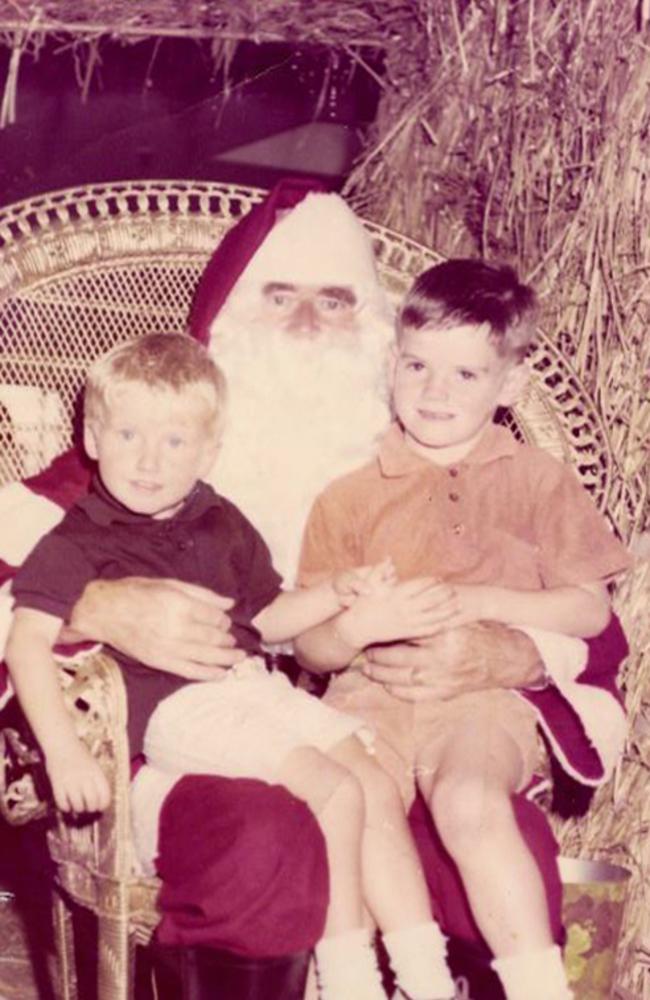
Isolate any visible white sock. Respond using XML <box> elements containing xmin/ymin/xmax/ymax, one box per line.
<box><xmin>383</xmin><ymin>921</ymin><xmax>455</xmax><ymax>999</ymax></box>
<box><xmin>314</xmin><ymin>927</ymin><xmax>386</xmax><ymax>1000</ymax></box>
<box><xmin>492</xmin><ymin>945</ymin><xmax>573</xmax><ymax>1000</ymax></box>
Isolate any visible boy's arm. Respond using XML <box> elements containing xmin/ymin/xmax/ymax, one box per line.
<box><xmin>252</xmin><ymin>580</ymin><xmax>343</xmax><ymax>644</ymax></box>
<box><xmin>294</xmin><ymin>577</ymin><xmax>613</xmax><ymax>674</ymax></box>
<box><xmin>5</xmin><ymin>607</ymin><xmax>111</xmax><ymax>813</ymax></box>
<box><xmin>253</xmin><ymin>561</ymin><xmax>399</xmax><ymax>644</ymax></box>
<box><xmin>293</xmin><ymin>616</ymin><xmax>364</xmax><ymax>674</ymax></box>
<box><xmin>439</xmin><ymin>579</ymin><xmax>612</xmax><ymax>638</ymax></box>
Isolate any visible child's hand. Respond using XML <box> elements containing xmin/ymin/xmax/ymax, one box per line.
<box><xmin>337</xmin><ymin>576</ymin><xmax>454</xmax><ymax>648</ymax></box>
<box><xmin>46</xmin><ymin>741</ymin><xmax>111</xmax><ymax>814</ymax></box>
<box><xmin>333</xmin><ymin>558</ymin><xmax>397</xmax><ymax>607</ymax></box>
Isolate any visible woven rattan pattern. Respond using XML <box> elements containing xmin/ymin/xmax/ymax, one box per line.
<box><xmin>0</xmin><ymin>180</ymin><xmax>619</xmax><ymax>524</ymax></box>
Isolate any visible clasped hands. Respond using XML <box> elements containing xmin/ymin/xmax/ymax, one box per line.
<box><xmin>332</xmin><ymin>558</ymin><xmax>490</xmax><ymax>646</ymax></box>
<box><xmin>330</xmin><ymin>559</ymin><xmax>500</xmax><ymax>701</ymax></box>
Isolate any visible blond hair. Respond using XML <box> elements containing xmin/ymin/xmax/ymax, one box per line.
<box><xmin>85</xmin><ymin>333</ymin><xmax>227</xmax><ymax>432</ymax></box>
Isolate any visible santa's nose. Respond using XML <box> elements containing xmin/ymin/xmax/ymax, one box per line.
<box><xmin>285</xmin><ymin>298</ymin><xmax>320</xmax><ymax>338</ymax></box>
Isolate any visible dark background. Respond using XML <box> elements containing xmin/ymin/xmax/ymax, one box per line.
<box><xmin>0</xmin><ymin>36</ymin><xmax>383</xmax><ymax>207</ymax></box>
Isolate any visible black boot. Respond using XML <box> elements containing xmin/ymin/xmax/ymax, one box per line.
<box><xmin>180</xmin><ymin>945</ymin><xmax>311</xmax><ymax>1000</ymax></box>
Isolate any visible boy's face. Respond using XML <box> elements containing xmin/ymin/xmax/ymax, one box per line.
<box><xmin>84</xmin><ymin>383</ymin><xmax>221</xmax><ymax>519</ymax></box>
<box><xmin>392</xmin><ymin>323</ymin><xmax>526</xmax><ymax>464</ymax></box>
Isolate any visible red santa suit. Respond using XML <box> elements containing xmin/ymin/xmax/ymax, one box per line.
<box><xmin>0</xmin><ymin>178</ymin><xmax>629</xmax><ymax>969</ymax></box>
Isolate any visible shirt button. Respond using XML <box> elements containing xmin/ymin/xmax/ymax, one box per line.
<box><xmin>449</xmin><ymin>492</ymin><xmax>460</xmax><ymax>502</ymax></box>
<box><xmin>449</xmin><ymin>467</ymin><xmax>459</xmax><ymax>477</ymax></box>
<box><xmin>452</xmin><ymin>523</ymin><xmax>464</xmax><ymax>535</ymax></box>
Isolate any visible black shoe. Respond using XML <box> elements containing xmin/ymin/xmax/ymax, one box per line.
<box><xmin>180</xmin><ymin>945</ymin><xmax>310</xmax><ymax>1000</ymax></box>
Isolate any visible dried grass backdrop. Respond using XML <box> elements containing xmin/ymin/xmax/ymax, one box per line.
<box><xmin>0</xmin><ymin>0</ymin><xmax>649</xmax><ymax>994</ymax></box>
<box><xmin>339</xmin><ymin>4</ymin><xmax>650</xmax><ymax>993</ymax></box>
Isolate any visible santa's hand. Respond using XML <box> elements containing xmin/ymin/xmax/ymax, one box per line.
<box><xmin>361</xmin><ymin>622</ymin><xmax>545</xmax><ymax>700</ymax></box>
<box><xmin>66</xmin><ymin>577</ymin><xmax>245</xmax><ymax>678</ymax></box>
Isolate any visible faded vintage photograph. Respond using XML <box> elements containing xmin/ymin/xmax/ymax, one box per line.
<box><xmin>0</xmin><ymin>4</ymin><xmax>648</xmax><ymax>1000</ymax></box>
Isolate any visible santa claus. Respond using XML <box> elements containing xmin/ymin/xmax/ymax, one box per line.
<box><xmin>0</xmin><ymin>178</ymin><xmax>629</xmax><ymax>999</ymax></box>
<box><xmin>200</xmin><ymin>185</ymin><xmax>394</xmax><ymax>583</ymax></box>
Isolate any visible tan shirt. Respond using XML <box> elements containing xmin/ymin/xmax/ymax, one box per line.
<box><xmin>299</xmin><ymin>422</ymin><xmax>631</xmax><ymax>591</ymax></box>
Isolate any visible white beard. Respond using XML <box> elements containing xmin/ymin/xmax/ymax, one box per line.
<box><xmin>205</xmin><ymin>316</ymin><xmax>391</xmax><ymax>584</ymax></box>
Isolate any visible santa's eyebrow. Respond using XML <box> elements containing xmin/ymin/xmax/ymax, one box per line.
<box><xmin>261</xmin><ymin>282</ymin><xmax>357</xmax><ymax>306</ymax></box>
<box><xmin>262</xmin><ymin>282</ymin><xmax>297</xmax><ymax>295</ymax></box>
<box><xmin>318</xmin><ymin>286</ymin><xmax>358</xmax><ymax>306</ymax></box>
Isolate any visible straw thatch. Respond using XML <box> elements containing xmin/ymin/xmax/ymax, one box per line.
<box><xmin>0</xmin><ymin>1</ymin><xmax>649</xmax><ymax>994</ymax></box>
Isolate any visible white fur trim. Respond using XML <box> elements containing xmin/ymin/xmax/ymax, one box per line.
<box><xmin>130</xmin><ymin>765</ymin><xmax>180</xmax><ymax>875</ymax></box>
<box><xmin>534</xmin><ymin>682</ymin><xmax>626</xmax><ymax>784</ymax></box>
<box><xmin>518</xmin><ymin>627</ymin><xmax>588</xmax><ymax>684</ymax></box>
<box><xmin>0</xmin><ymin>482</ymin><xmax>65</xmax><ymax>565</ymax></box>
<box><xmin>519</xmin><ymin>626</ymin><xmax>626</xmax><ymax>783</ymax></box>
<box><xmin>230</xmin><ymin>193</ymin><xmax>388</xmax><ymax>315</ymax></box>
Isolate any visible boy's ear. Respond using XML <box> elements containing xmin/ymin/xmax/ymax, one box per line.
<box><xmin>83</xmin><ymin>421</ymin><xmax>99</xmax><ymax>460</ymax></box>
<box><xmin>498</xmin><ymin>360</ymin><xmax>530</xmax><ymax>408</ymax></box>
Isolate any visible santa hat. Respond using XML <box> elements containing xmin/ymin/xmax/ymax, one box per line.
<box><xmin>190</xmin><ymin>176</ymin><xmax>328</xmax><ymax>344</ymax></box>
<box><xmin>189</xmin><ymin>177</ymin><xmax>389</xmax><ymax>342</ymax></box>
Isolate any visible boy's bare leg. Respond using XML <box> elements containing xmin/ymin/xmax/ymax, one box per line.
<box><xmin>327</xmin><ymin>736</ymin><xmax>432</xmax><ymax>930</ymax></box>
<box><xmin>328</xmin><ymin>736</ymin><xmax>455</xmax><ymax>999</ymax></box>
<box><xmin>277</xmin><ymin>746</ymin><xmax>386</xmax><ymax>999</ymax></box>
<box><xmin>415</xmin><ymin>718</ymin><xmax>552</xmax><ymax>956</ymax></box>
<box><xmin>277</xmin><ymin>745</ymin><xmax>366</xmax><ymax>935</ymax></box>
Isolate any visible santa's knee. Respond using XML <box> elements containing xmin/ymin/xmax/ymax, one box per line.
<box><xmin>156</xmin><ymin>775</ymin><xmax>329</xmax><ymax>955</ymax></box>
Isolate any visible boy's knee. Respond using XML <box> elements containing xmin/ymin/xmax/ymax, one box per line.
<box><xmin>429</xmin><ymin>776</ymin><xmax>512</xmax><ymax>850</ymax></box>
<box><xmin>314</xmin><ymin>756</ymin><xmax>366</xmax><ymax>825</ymax></box>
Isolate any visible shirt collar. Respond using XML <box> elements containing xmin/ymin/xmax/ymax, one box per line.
<box><xmin>78</xmin><ymin>475</ymin><xmax>222</xmax><ymax>527</ymax></box>
<box><xmin>378</xmin><ymin>421</ymin><xmax>519</xmax><ymax>478</ymax></box>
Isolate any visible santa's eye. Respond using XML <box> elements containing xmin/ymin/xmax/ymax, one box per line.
<box><xmin>318</xmin><ymin>296</ymin><xmax>343</xmax><ymax>312</ymax></box>
<box><xmin>262</xmin><ymin>284</ymin><xmax>296</xmax><ymax>310</ymax></box>
<box><xmin>404</xmin><ymin>360</ymin><xmax>425</xmax><ymax>372</ymax></box>
<box><xmin>118</xmin><ymin>428</ymin><xmax>136</xmax><ymax>441</ymax></box>
<box><xmin>271</xmin><ymin>292</ymin><xmax>292</xmax><ymax>307</ymax></box>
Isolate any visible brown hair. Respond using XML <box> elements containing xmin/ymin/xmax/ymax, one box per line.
<box><xmin>397</xmin><ymin>259</ymin><xmax>537</xmax><ymax>361</ymax></box>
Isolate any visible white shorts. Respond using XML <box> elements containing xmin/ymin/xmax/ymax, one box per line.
<box><xmin>143</xmin><ymin>657</ymin><xmax>370</xmax><ymax>782</ymax></box>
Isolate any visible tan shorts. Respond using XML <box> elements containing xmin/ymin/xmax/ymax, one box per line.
<box><xmin>324</xmin><ymin>668</ymin><xmax>540</xmax><ymax>807</ymax></box>
<box><xmin>144</xmin><ymin>657</ymin><xmax>369</xmax><ymax>782</ymax></box>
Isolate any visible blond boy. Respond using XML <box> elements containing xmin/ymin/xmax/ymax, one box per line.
<box><xmin>7</xmin><ymin>333</ymin><xmax>458</xmax><ymax>1000</ymax></box>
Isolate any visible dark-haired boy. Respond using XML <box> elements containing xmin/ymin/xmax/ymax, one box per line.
<box><xmin>296</xmin><ymin>259</ymin><xmax>631</xmax><ymax>1000</ymax></box>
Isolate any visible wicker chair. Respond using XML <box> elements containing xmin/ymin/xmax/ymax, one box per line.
<box><xmin>0</xmin><ymin>180</ymin><xmax>645</xmax><ymax>999</ymax></box>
